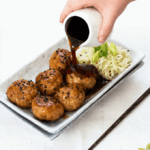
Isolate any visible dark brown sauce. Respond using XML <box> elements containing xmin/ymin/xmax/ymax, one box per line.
<box><xmin>65</xmin><ymin>16</ymin><xmax>109</xmax><ymax>99</ymax></box>
<box><xmin>62</xmin><ymin>111</ymin><xmax>69</xmax><ymax>119</ymax></box>
<box><xmin>85</xmin><ymin>80</ymin><xmax>109</xmax><ymax>99</ymax></box>
<box><xmin>65</xmin><ymin>16</ymin><xmax>89</xmax><ymax>46</ymax></box>
<box><xmin>67</xmin><ymin>63</ymin><xmax>103</xmax><ymax>80</ymax></box>
<box><xmin>68</xmin><ymin>36</ymin><xmax>80</xmax><ymax>66</ymax></box>
<box><xmin>65</xmin><ymin>16</ymin><xmax>89</xmax><ymax>66</ymax></box>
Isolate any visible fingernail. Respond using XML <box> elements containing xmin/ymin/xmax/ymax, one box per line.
<box><xmin>99</xmin><ymin>36</ymin><xmax>105</xmax><ymax>43</ymax></box>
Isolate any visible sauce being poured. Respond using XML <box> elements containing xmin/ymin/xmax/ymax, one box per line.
<box><xmin>68</xmin><ymin>37</ymin><xmax>79</xmax><ymax>66</ymax></box>
<box><xmin>65</xmin><ymin>16</ymin><xmax>109</xmax><ymax>98</ymax></box>
<box><xmin>65</xmin><ymin>16</ymin><xmax>89</xmax><ymax>66</ymax></box>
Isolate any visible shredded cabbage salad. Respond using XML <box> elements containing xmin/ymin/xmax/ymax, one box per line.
<box><xmin>77</xmin><ymin>42</ymin><xmax>131</xmax><ymax>80</ymax></box>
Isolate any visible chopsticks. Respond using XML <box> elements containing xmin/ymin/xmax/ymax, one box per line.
<box><xmin>88</xmin><ymin>88</ymin><xmax>150</xmax><ymax>150</ymax></box>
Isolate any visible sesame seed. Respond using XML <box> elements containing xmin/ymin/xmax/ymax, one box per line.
<box><xmin>44</xmin><ymin>97</ymin><xmax>48</xmax><ymax>102</ymax></box>
<box><xmin>76</xmin><ymin>86</ymin><xmax>79</xmax><ymax>89</ymax></box>
<box><xmin>37</xmin><ymin>100</ymin><xmax>40</xmax><ymax>103</ymax></box>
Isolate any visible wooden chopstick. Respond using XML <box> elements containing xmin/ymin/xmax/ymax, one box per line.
<box><xmin>88</xmin><ymin>88</ymin><xmax>150</xmax><ymax>150</ymax></box>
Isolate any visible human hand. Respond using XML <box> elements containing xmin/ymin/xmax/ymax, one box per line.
<box><xmin>60</xmin><ymin>0</ymin><xmax>134</xmax><ymax>43</ymax></box>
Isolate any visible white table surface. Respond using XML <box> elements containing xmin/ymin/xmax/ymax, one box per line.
<box><xmin>0</xmin><ymin>0</ymin><xmax>150</xmax><ymax>150</ymax></box>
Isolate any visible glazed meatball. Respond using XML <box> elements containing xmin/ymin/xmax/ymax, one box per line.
<box><xmin>66</xmin><ymin>73</ymin><xmax>96</xmax><ymax>91</ymax></box>
<box><xmin>35</xmin><ymin>69</ymin><xmax>63</xmax><ymax>96</ymax></box>
<box><xmin>6</xmin><ymin>79</ymin><xmax>38</xmax><ymax>108</ymax></box>
<box><xmin>66</xmin><ymin>64</ymin><xmax>97</xmax><ymax>91</ymax></box>
<box><xmin>54</xmin><ymin>84</ymin><xmax>85</xmax><ymax>111</ymax></box>
<box><xmin>32</xmin><ymin>95</ymin><xmax>64</xmax><ymax>121</ymax></box>
<box><xmin>49</xmin><ymin>49</ymin><xmax>72</xmax><ymax>76</ymax></box>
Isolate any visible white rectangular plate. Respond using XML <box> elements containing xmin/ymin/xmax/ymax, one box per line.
<box><xmin>0</xmin><ymin>38</ymin><xmax>145</xmax><ymax>134</ymax></box>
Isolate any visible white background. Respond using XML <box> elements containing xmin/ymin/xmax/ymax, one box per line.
<box><xmin>0</xmin><ymin>0</ymin><xmax>150</xmax><ymax>150</ymax></box>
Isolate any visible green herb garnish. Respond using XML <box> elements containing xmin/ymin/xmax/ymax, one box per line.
<box><xmin>99</xmin><ymin>42</ymin><xmax>108</xmax><ymax>58</ymax></box>
<box><xmin>93</xmin><ymin>42</ymin><xmax>108</xmax><ymax>61</ymax></box>
<box><xmin>110</xmin><ymin>42</ymin><xmax>117</xmax><ymax>56</ymax></box>
<box><xmin>94</xmin><ymin>45</ymin><xmax>101</xmax><ymax>53</ymax></box>
<box><xmin>92</xmin><ymin>50</ymin><xmax>100</xmax><ymax>63</ymax></box>
<box><xmin>139</xmin><ymin>143</ymin><xmax>150</xmax><ymax>150</ymax></box>
<box><xmin>146</xmin><ymin>143</ymin><xmax>150</xmax><ymax>150</ymax></box>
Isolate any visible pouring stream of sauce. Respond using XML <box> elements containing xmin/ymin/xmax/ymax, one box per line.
<box><xmin>66</xmin><ymin>16</ymin><xmax>109</xmax><ymax>100</ymax></box>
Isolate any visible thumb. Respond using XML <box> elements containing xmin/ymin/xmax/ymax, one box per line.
<box><xmin>98</xmin><ymin>12</ymin><xmax>116</xmax><ymax>43</ymax></box>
